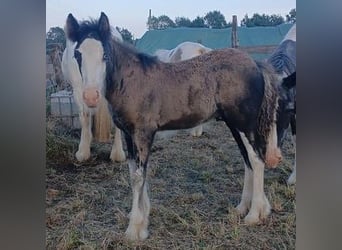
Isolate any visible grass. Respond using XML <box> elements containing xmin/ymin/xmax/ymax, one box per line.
<box><xmin>46</xmin><ymin>120</ymin><xmax>295</xmax><ymax>249</ymax></box>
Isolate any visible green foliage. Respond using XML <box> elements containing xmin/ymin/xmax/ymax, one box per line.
<box><xmin>286</xmin><ymin>8</ymin><xmax>296</xmax><ymax>23</ymax></box>
<box><xmin>241</xmin><ymin>13</ymin><xmax>285</xmax><ymax>27</ymax></box>
<box><xmin>116</xmin><ymin>27</ymin><xmax>134</xmax><ymax>44</ymax></box>
<box><xmin>190</xmin><ymin>16</ymin><xmax>207</xmax><ymax>28</ymax></box>
<box><xmin>175</xmin><ymin>17</ymin><xmax>192</xmax><ymax>27</ymax></box>
<box><xmin>148</xmin><ymin>15</ymin><xmax>175</xmax><ymax>30</ymax></box>
<box><xmin>46</xmin><ymin>27</ymin><xmax>66</xmax><ymax>49</ymax></box>
<box><xmin>148</xmin><ymin>11</ymin><xmax>230</xmax><ymax>30</ymax></box>
<box><xmin>204</xmin><ymin>10</ymin><xmax>228</xmax><ymax>29</ymax></box>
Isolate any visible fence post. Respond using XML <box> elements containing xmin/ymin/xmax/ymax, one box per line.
<box><xmin>231</xmin><ymin>15</ymin><xmax>238</xmax><ymax>48</ymax></box>
<box><xmin>148</xmin><ymin>9</ymin><xmax>152</xmax><ymax>30</ymax></box>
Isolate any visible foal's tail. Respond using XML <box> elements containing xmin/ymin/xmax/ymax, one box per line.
<box><xmin>93</xmin><ymin>97</ymin><xmax>112</xmax><ymax>142</ymax></box>
<box><xmin>256</xmin><ymin>61</ymin><xmax>281</xmax><ymax>167</ymax></box>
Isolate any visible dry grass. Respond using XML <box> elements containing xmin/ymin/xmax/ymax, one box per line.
<box><xmin>46</xmin><ymin>120</ymin><xmax>295</xmax><ymax>249</ymax></box>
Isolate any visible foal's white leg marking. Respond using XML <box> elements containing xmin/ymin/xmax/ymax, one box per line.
<box><xmin>190</xmin><ymin>125</ymin><xmax>203</xmax><ymax>137</ymax></box>
<box><xmin>110</xmin><ymin>126</ymin><xmax>126</xmax><ymax>162</ymax></box>
<box><xmin>287</xmin><ymin>135</ymin><xmax>296</xmax><ymax>185</ymax></box>
<box><xmin>265</xmin><ymin>120</ymin><xmax>282</xmax><ymax>168</ymax></box>
<box><xmin>236</xmin><ymin>164</ymin><xmax>253</xmax><ymax>216</ymax></box>
<box><xmin>239</xmin><ymin>132</ymin><xmax>271</xmax><ymax>224</ymax></box>
<box><xmin>125</xmin><ymin>160</ymin><xmax>150</xmax><ymax>241</ymax></box>
<box><xmin>76</xmin><ymin>111</ymin><xmax>92</xmax><ymax>161</ymax></box>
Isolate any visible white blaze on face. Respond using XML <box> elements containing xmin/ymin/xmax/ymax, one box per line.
<box><xmin>77</xmin><ymin>38</ymin><xmax>106</xmax><ymax>93</ymax></box>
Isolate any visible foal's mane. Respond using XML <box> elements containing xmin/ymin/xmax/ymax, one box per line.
<box><xmin>103</xmin><ymin>32</ymin><xmax>158</xmax><ymax>92</ymax></box>
<box><xmin>77</xmin><ymin>18</ymin><xmax>119</xmax><ymax>44</ymax></box>
<box><xmin>111</xmin><ymin>38</ymin><xmax>158</xmax><ymax>71</ymax></box>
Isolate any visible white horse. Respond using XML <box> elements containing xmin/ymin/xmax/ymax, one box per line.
<box><xmin>61</xmin><ymin>26</ymin><xmax>126</xmax><ymax>162</ymax></box>
<box><xmin>154</xmin><ymin>41</ymin><xmax>212</xmax><ymax>137</ymax></box>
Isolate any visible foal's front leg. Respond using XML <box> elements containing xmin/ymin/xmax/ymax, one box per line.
<box><xmin>110</xmin><ymin>126</ymin><xmax>126</xmax><ymax>162</ymax></box>
<box><xmin>76</xmin><ymin>111</ymin><xmax>92</xmax><ymax>161</ymax></box>
<box><xmin>125</xmin><ymin>130</ymin><xmax>154</xmax><ymax>241</ymax></box>
<box><xmin>236</xmin><ymin>164</ymin><xmax>253</xmax><ymax>216</ymax></box>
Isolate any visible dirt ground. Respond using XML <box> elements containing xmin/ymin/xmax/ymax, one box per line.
<box><xmin>46</xmin><ymin>119</ymin><xmax>295</xmax><ymax>249</ymax></box>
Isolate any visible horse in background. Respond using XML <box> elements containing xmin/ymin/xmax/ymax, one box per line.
<box><xmin>61</xmin><ymin>20</ymin><xmax>126</xmax><ymax>162</ymax></box>
<box><xmin>63</xmin><ymin>12</ymin><xmax>295</xmax><ymax>241</ymax></box>
<box><xmin>267</xmin><ymin>23</ymin><xmax>296</xmax><ymax>184</ymax></box>
<box><xmin>154</xmin><ymin>41</ymin><xmax>212</xmax><ymax>137</ymax></box>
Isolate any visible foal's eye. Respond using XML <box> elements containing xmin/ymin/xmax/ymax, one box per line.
<box><xmin>103</xmin><ymin>53</ymin><xmax>109</xmax><ymax>61</ymax></box>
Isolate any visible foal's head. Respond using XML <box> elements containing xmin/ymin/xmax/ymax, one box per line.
<box><xmin>277</xmin><ymin>72</ymin><xmax>296</xmax><ymax>145</ymax></box>
<box><xmin>63</xmin><ymin>12</ymin><xmax>112</xmax><ymax>108</ymax></box>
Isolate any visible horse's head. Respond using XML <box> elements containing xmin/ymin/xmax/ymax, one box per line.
<box><xmin>277</xmin><ymin>72</ymin><xmax>296</xmax><ymax>146</ymax></box>
<box><xmin>62</xmin><ymin>12</ymin><xmax>112</xmax><ymax>108</ymax></box>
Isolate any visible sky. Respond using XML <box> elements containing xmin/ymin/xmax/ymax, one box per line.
<box><xmin>46</xmin><ymin>0</ymin><xmax>296</xmax><ymax>39</ymax></box>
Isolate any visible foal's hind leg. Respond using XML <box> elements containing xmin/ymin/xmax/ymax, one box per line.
<box><xmin>190</xmin><ymin>125</ymin><xmax>203</xmax><ymax>137</ymax></box>
<box><xmin>239</xmin><ymin>132</ymin><xmax>271</xmax><ymax>224</ymax></box>
<box><xmin>76</xmin><ymin>111</ymin><xmax>92</xmax><ymax>161</ymax></box>
<box><xmin>110</xmin><ymin>126</ymin><xmax>126</xmax><ymax>162</ymax></box>
<box><xmin>124</xmin><ymin>129</ymin><xmax>154</xmax><ymax>241</ymax></box>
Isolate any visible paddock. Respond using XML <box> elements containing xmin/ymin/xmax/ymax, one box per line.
<box><xmin>47</xmin><ymin>14</ymin><xmax>295</xmax><ymax>249</ymax></box>
<box><xmin>46</xmin><ymin>118</ymin><xmax>295</xmax><ymax>249</ymax></box>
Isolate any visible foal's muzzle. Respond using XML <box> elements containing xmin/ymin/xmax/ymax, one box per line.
<box><xmin>83</xmin><ymin>87</ymin><xmax>100</xmax><ymax>108</ymax></box>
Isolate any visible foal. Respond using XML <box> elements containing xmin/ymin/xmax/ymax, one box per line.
<box><xmin>63</xmin><ymin>12</ymin><xmax>295</xmax><ymax>241</ymax></box>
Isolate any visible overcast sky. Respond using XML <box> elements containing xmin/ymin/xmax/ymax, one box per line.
<box><xmin>46</xmin><ymin>0</ymin><xmax>296</xmax><ymax>39</ymax></box>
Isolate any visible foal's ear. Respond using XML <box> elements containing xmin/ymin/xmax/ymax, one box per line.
<box><xmin>65</xmin><ymin>13</ymin><xmax>79</xmax><ymax>42</ymax></box>
<box><xmin>98</xmin><ymin>12</ymin><xmax>111</xmax><ymax>40</ymax></box>
<box><xmin>282</xmin><ymin>71</ymin><xmax>296</xmax><ymax>90</ymax></box>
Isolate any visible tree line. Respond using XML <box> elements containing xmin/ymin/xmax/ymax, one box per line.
<box><xmin>148</xmin><ymin>9</ymin><xmax>296</xmax><ymax>30</ymax></box>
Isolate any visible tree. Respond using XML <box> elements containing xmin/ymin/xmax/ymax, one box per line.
<box><xmin>158</xmin><ymin>15</ymin><xmax>176</xmax><ymax>29</ymax></box>
<box><xmin>116</xmin><ymin>27</ymin><xmax>134</xmax><ymax>44</ymax></box>
<box><xmin>148</xmin><ymin>16</ymin><xmax>159</xmax><ymax>30</ymax></box>
<box><xmin>268</xmin><ymin>14</ymin><xmax>285</xmax><ymax>26</ymax></box>
<box><xmin>175</xmin><ymin>17</ymin><xmax>192</xmax><ymax>27</ymax></box>
<box><xmin>204</xmin><ymin>10</ymin><xmax>228</xmax><ymax>29</ymax></box>
<box><xmin>190</xmin><ymin>16</ymin><xmax>207</xmax><ymax>28</ymax></box>
<box><xmin>148</xmin><ymin>15</ymin><xmax>176</xmax><ymax>30</ymax></box>
<box><xmin>46</xmin><ymin>27</ymin><xmax>66</xmax><ymax>49</ymax></box>
<box><xmin>286</xmin><ymin>8</ymin><xmax>296</xmax><ymax>23</ymax></box>
<box><xmin>240</xmin><ymin>13</ymin><xmax>285</xmax><ymax>27</ymax></box>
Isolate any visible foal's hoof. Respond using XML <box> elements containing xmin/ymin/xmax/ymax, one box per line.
<box><xmin>125</xmin><ymin>226</ymin><xmax>149</xmax><ymax>241</ymax></box>
<box><xmin>110</xmin><ymin>148</ymin><xmax>126</xmax><ymax>162</ymax></box>
<box><xmin>243</xmin><ymin>197</ymin><xmax>271</xmax><ymax>225</ymax></box>
<box><xmin>75</xmin><ymin>150</ymin><xmax>90</xmax><ymax>162</ymax></box>
<box><xmin>287</xmin><ymin>172</ymin><xmax>296</xmax><ymax>185</ymax></box>
<box><xmin>244</xmin><ymin>212</ymin><xmax>260</xmax><ymax>225</ymax></box>
<box><xmin>190</xmin><ymin>126</ymin><xmax>203</xmax><ymax>137</ymax></box>
<box><xmin>235</xmin><ymin>202</ymin><xmax>249</xmax><ymax>217</ymax></box>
